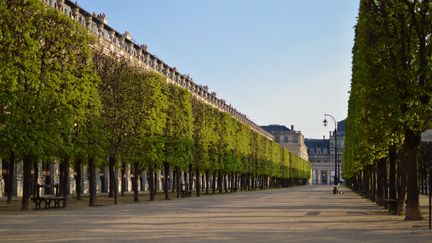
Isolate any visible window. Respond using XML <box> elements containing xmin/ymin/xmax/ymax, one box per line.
<box><xmin>283</xmin><ymin>136</ymin><xmax>288</xmax><ymax>143</ymax></box>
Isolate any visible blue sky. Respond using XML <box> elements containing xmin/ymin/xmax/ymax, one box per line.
<box><xmin>77</xmin><ymin>0</ymin><xmax>359</xmax><ymax>139</ymax></box>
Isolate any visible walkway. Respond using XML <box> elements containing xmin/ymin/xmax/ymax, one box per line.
<box><xmin>1</xmin><ymin>185</ymin><xmax>431</xmax><ymax>242</ymax></box>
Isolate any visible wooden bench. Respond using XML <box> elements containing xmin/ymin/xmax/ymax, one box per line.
<box><xmin>384</xmin><ymin>199</ymin><xmax>398</xmax><ymax>209</ymax></box>
<box><xmin>180</xmin><ymin>184</ymin><xmax>192</xmax><ymax>198</ymax></box>
<box><xmin>31</xmin><ymin>184</ymin><xmax>66</xmax><ymax>210</ymax></box>
<box><xmin>180</xmin><ymin>189</ymin><xmax>192</xmax><ymax>198</ymax></box>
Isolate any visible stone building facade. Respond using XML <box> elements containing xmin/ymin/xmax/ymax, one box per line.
<box><xmin>305</xmin><ymin>138</ymin><xmax>331</xmax><ymax>184</ymax></box>
<box><xmin>261</xmin><ymin>125</ymin><xmax>309</xmax><ymax>161</ymax></box>
<box><xmin>305</xmin><ymin>119</ymin><xmax>345</xmax><ymax>185</ymax></box>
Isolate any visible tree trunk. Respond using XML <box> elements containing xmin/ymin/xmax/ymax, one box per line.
<box><xmin>109</xmin><ymin>155</ymin><xmax>115</xmax><ymax>198</ymax></box>
<box><xmin>376</xmin><ymin>158</ymin><xmax>385</xmax><ymax>206</ymax></box>
<box><xmin>172</xmin><ymin>170</ymin><xmax>176</xmax><ymax>193</ymax></box>
<box><xmin>234</xmin><ymin>173</ymin><xmax>238</xmax><ymax>192</ymax></box>
<box><xmin>218</xmin><ymin>171</ymin><xmax>223</xmax><ymax>193</ymax></box>
<box><xmin>154</xmin><ymin>171</ymin><xmax>158</xmax><ymax>194</ymax></box>
<box><xmin>212</xmin><ymin>171</ymin><xmax>216</xmax><ymax>194</ymax></box>
<box><xmin>403</xmin><ymin>129</ymin><xmax>422</xmax><ymax>220</ymax></box>
<box><xmin>133</xmin><ymin>162</ymin><xmax>139</xmax><ymax>203</ymax></box>
<box><xmin>205</xmin><ymin>171</ymin><xmax>209</xmax><ymax>195</ymax></box>
<box><xmin>188</xmin><ymin>165</ymin><xmax>193</xmax><ymax>193</ymax></box>
<box><xmin>362</xmin><ymin>170</ymin><xmax>368</xmax><ymax>196</ymax></box>
<box><xmin>241</xmin><ymin>174</ymin><xmax>244</xmax><ymax>191</ymax></box>
<box><xmin>75</xmin><ymin>158</ymin><xmax>82</xmax><ymax>200</ymax></box>
<box><xmin>388</xmin><ymin>146</ymin><xmax>397</xmax><ymax>212</ymax></box>
<box><xmin>7</xmin><ymin>153</ymin><xmax>15</xmax><ymax>204</ymax></box>
<box><xmin>164</xmin><ymin>162</ymin><xmax>170</xmax><ymax>200</ymax></box>
<box><xmin>88</xmin><ymin>156</ymin><xmax>97</xmax><ymax>207</ymax></box>
<box><xmin>371</xmin><ymin>166</ymin><xmax>376</xmax><ymax>202</ymax></box>
<box><xmin>109</xmin><ymin>156</ymin><xmax>119</xmax><ymax>205</ymax></box>
<box><xmin>121</xmin><ymin>163</ymin><xmax>126</xmax><ymax>197</ymax></box>
<box><xmin>60</xmin><ymin>157</ymin><xmax>69</xmax><ymax>208</ymax></box>
<box><xmin>21</xmin><ymin>154</ymin><xmax>33</xmax><ymax>210</ymax></box>
<box><xmin>252</xmin><ymin>174</ymin><xmax>255</xmax><ymax>191</ymax></box>
<box><xmin>230</xmin><ymin>173</ymin><xmax>234</xmax><ymax>193</ymax></box>
<box><xmin>396</xmin><ymin>157</ymin><xmax>407</xmax><ymax>215</ymax></box>
<box><xmin>196</xmin><ymin>168</ymin><xmax>200</xmax><ymax>197</ymax></box>
<box><xmin>33</xmin><ymin>159</ymin><xmax>39</xmax><ymax>198</ymax></box>
<box><xmin>149</xmin><ymin>165</ymin><xmax>155</xmax><ymax>201</ymax></box>
<box><xmin>176</xmin><ymin>169</ymin><xmax>181</xmax><ymax>198</ymax></box>
<box><xmin>383</xmin><ymin>158</ymin><xmax>389</xmax><ymax>208</ymax></box>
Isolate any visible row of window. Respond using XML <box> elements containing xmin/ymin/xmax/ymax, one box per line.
<box><xmin>274</xmin><ymin>135</ymin><xmax>298</xmax><ymax>143</ymax></box>
<box><xmin>308</xmin><ymin>148</ymin><xmax>328</xmax><ymax>155</ymax></box>
<box><xmin>310</xmin><ymin>159</ymin><xmax>330</xmax><ymax>163</ymax></box>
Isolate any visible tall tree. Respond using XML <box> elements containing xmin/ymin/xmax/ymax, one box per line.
<box><xmin>0</xmin><ymin>0</ymin><xmax>100</xmax><ymax>210</ymax></box>
<box><xmin>164</xmin><ymin>85</ymin><xmax>194</xmax><ymax>198</ymax></box>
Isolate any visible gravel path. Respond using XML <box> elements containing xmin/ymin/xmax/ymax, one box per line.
<box><xmin>1</xmin><ymin>185</ymin><xmax>432</xmax><ymax>242</ymax></box>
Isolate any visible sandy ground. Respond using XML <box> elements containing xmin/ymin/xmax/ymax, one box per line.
<box><xmin>1</xmin><ymin>185</ymin><xmax>432</xmax><ymax>242</ymax></box>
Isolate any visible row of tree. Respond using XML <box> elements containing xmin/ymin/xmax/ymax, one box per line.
<box><xmin>344</xmin><ymin>0</ymin><xmax>431</xmax><ymax>220</ymax></box>
<box><xmin>0</xmin><ymin>0</ymin><xmax>311</xmax><ymax>210</ymax></box>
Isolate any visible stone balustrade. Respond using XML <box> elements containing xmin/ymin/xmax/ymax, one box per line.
<box><xmin>41</xmin><ymin>0</ymin><xmax>273</xmax><ymax>140</ymax></box>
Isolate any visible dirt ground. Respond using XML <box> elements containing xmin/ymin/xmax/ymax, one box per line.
<box><xmin>1</xmin><ymin>185</ymin><xmax>432</xmax><ymax>242</ymax></box>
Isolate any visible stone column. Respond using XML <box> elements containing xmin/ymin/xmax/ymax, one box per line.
<box><xmin>69</xmin><ymin>166</ymin><xmax>76</xmax><ymax>195</ymax></box>
<box><xmin>157</xmin><ymin>170</ymin><xmax>163</xmax><ymax>191</ymax></box>
<box><xmin>53</xmin><ymin>162</ymin><xmax>60</xmax><ymax>186</ymax></box>
<box><xmin>36</xmin><ymin>161</ymin><xmax>43</xmax><ymax>196</ymax></box>
<box><xmin>15</xmin><ymin>161</ymin><xmax>23</xmax><ymax>197</ymax></box>
<box><xmin>117</xmin><ymin>167</ymin><xmax>121</xmax><ymax>193</ymax></box>
<box><xmin>141</xmin><ymin>171</ymin><xmax>148</xmax><ymax>191</ymax></box>
<box><xmin>317</xmin><ymin>170</ymin><xmax>321</xmax><ymax>185</ymax></box>
<box><xmin>126</xmin><ymin>164</ymin><xmax>131</xmax><ymax>192</ymax></box>
<box><xmin>169</xmin><ymin>170</ymin><xmax>174</xmax><ymax>191</ymax></box>
<box><xmin>95</xmin><ymin>167</ymin><xmax>101</xmax><ymax>193</ymax></box>
<box><xmin>328</xmin><ymin>170</ymin><xmax>331</xmax><ymax>185</ymax></box>
<box><xmin>82</xmin><ymin>165</ymin><xmax>89</xmax><ymax>195</ymax></box>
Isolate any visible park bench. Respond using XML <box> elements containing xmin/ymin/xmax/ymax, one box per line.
<box><xmin>359</xmin><ymin>190</ymin><xmax>367</xmax><ymax>197</ymax></box>
<box><xmin>180</xmin><ymin>184</ymin><xmax>192</xmax><ymax>198</ymax></box>
<box><xmin>384</xmin><ymin>198</ymin><xmax>398</xmax><ymax>209</ymax></box>
<box><xmin>31</xmin><ymin>184</ymin><xmax>66</xmax><ymax>210</ymax></box>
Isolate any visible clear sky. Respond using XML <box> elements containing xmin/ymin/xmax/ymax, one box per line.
<box><xmin>77</xmin><ymin>0</ymin><xmax>359</xmax><ymax>139</ymax></box>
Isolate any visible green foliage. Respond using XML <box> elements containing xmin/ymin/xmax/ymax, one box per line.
<box><xmin>344</xmin><ymin>0</ymin><xmax>432</xmax><ymax>178</ymax></box>
<box><xmin>0</xmin><ymin>0</ymin><xmax>100</xmax><ymax>161</ymax></box>
<box><xmin>164</xmin><ymin>84</ymin><xmax>194</xmax><ymax>170</ymax></box>
<box><xmin>120</xmin><ymin>69</ymin><xmax>168</xmax><ymax>170</ymax></box>
<box><xmin>0</xmin><ymin>0</ymin><xmax>311</xmax><ymax>183</ymax></box>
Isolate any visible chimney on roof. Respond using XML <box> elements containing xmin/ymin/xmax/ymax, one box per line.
<box><xmin>323</xmin><ymin>135</ymin><xmax>325</xmax><ymax>140</ymax></box>
<box><xmin>291</xmin><ymin>125</ymin><xmax>294</xmax><ymax>131</ymax></box>
<box><xmin>123</xmin><ymin>31</ymin><xmax>132</xmax><ymax>40</ymax></box>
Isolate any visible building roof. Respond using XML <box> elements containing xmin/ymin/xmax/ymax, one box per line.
<box><xmin>337</xmin><ymin>119</ymin><xmax>346</xmax><ymax>136</ymax></box>
<box><xmin>304</xmin><ymin>138</ymin><xmax>330</xmax><ymax>149</ymax></box>
<box><xmin>260</xmin><ymin>125</ymin><xmax>291</xmax><ymax>133</ymax></box>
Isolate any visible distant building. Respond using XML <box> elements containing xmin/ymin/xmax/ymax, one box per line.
<box><xmin>261</xmin><ymin>124</ymin><xmax>309</xmax><ymax>161</ymax></box>
<box><xmin>305</xmin><ymin>138</ymin><xmax>331</xmax><ymax>184</ymax></box>
<box><xmin>330</xmin><ymin>119</ymin><xmax>345</xmax><ymax>183</ymax></box>
<box><xmin>305</xmin><ymin>119</ymin><xmax>346</xmax><ymax>185</ymax></box>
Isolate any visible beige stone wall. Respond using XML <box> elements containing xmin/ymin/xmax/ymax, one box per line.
<box><xmin>277</xmin><ymin>131</ymin><xmax>309</xmax><ymax>161</ymax></box>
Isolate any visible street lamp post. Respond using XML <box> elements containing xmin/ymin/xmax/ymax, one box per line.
<box><xmin>323</xmin><ymin>114</ymin><xmax>338</xmax><ymax>194</ymax></box>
